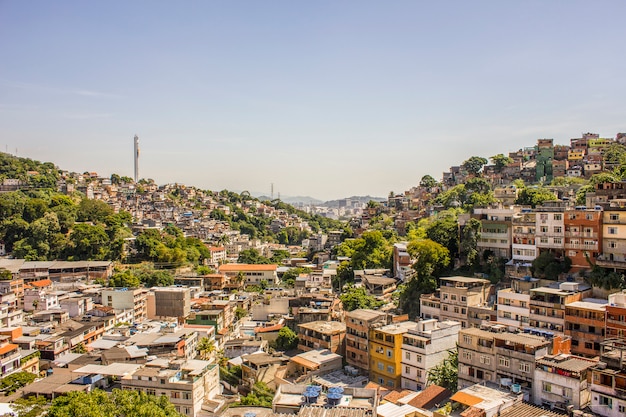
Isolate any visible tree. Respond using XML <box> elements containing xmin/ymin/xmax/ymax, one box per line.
<box><xmin>0</xmin><ymin>371</ymin><xmax>37</xmax><ymax>395</ymax></box>
<box><xmin>603</xmin><ymin>143</ymin><xmax>626</xmax><ymax>165</ymax></box>
<box><xmin>237</xmin><ymin>248</ymin><xmax>271</xmax><ymax>264</ymax></box>
<box><xmin>237</xmin><ymin>382</ymin><xmax>275</xmax><ymax>407</ymax></box>
<box><xmin>13</xmin><ymin>395</ymin><xmax>47</xmax><ymax>417</ymax></box>
<box><xmin>532</xmin><ymin>252</ymin><xmax>572</xmax><ymax>280</ymax></box>
<box><xmin>462</xmin><ymin>156</ymin><xmax>488</xmax><ymax>176</ymax></box>
<box><xmin>407</xmin><ymin>239</ymin><xmax>450</xmax><ymax>278</ymax></box>
<box><xmin>339</xmin><ymin>285</ymin><xmax>384</xmax><ymax>311</ymax></box>
<box><xmin>490</xmin><ymin>154</ymin><xmax>513</xmax><ymax>172</ymax></box>
<box><xmin>47</xmin><ymin>388</ymin><xmax>181</xmax><ymax>417</ymax></box>
<box><xmin>460</xmin><ymin>218</ymin><xmax>481</xmax><ymax>267</ymax></box>
<box><xmin>420</xmin><ymin>175</ymin><xmax>438</xmax><ymax>188</ymax></box>
<box><xmin>274</xmin><ymin>326</ymin><xmax>298</xmax><ymax>351</ymax></box>
<box><xmin>336</xmin><ymin>230</ymin><xmax>392</xmax><ymax>270</ymax></box>
<box><xmin>427</xmin><ymin>349</ymin><xmax>458</xmax><ymax>392</ymax></box>
<box><xmin>108</xmin><ymin>270</ymin><xmax>141</xmax><ymax>288</ymax></box>
<box><xmin>515</xmin><ymin>187</ymin><xmax>557</xmax><ymax>208</ymax></box>
<box><xmin>197</xmin><ymin>337</ymin><xmax>216</xmax><ymax>360</ymax></box>
<box><xmin>425</xmin><ymin>211</ymin><xmax>459</xmax><ymax>257</ymax></box>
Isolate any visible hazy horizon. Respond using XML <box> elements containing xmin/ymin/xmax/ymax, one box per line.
<box><xmin>2</xmin><ymin>1</ymin><xmax>626</xmax><ymax>200</ymax></box>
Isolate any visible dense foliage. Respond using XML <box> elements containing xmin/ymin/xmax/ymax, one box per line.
<box><xmin>339</xmin><ymin>285</ymin><xmax>384</xmax><ymax>311</ymax></box>
<box><xmin>237</xmin><ymin>381</ymin><xmax>275</xmax><ymax>408</ymax></box>
<box><xmin>273</xmin><ymin>326</ymin><xmax>299</xmax><ymax>350</ymax></box>
<box><xmin>427</xmin><ymin>349</ymin><xmax>458</xmax><ymax>392</ymax></box>
<box><xmin>0</xmin><ymin>371</ymin><xmax>37</xmax><ymax>395</ymax></box>
<box><xmin>48</xmin><ymin>389</ymin><xmax>181</xmax><ymax>417</ymax></box>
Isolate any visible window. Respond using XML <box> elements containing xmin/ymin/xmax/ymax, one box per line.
<box><xmin>553</xmin><ymin>226</ymin><xmax>562</xmax><ymax>233</ymax></box>
<box><xmin>540</xmin><ymin>226</ymin><xmax>548</xmax><ymax>233</ymax></box>
<box><xmin>609</xmin><ymin>241</ymin><xmax>617</xmax><ymax>248</ymax></box>
<box><xmin>480</xmin><ymin>355</ymin><xmax>491</xmax><ymax>365</ymax></box>
<box><xmin>387</xmin><ymin>365</ymin><xmax>394</xmax><ymax>374</ymax></box>
<box><xmin>461</xmin><ymin>296</ymin><xmax>467</xmax><ymax>302</ymax></box>
<box><xmin>147</xmin><ymin>389</ymin><xmax>156</xmax><ymax>396</ymax></box>
<box><xmin>463</xmin><ymin>335</ymin><xmax>472</xmax><ymax>344</ymax></box>
<box><xmin>405</xmin><ymin>352</ymin><xmax>410</xmax><ymax>360</ymax></box>
<box><xmin>499</xmin><ymin>357</ymin><xmax>510</xmax><ymax>367</ymax></box>
<box><xmin>518</xmin><ymin>362</ymin><xmax>531</xmax><ymax>373</ymax></box>
<box><xmin>171</xmin><ymin>391</ymin><xmax>180</xmax><ymax>399</ymax></box>
<box><xmin>563</xmin><ymin>388</ymin><xmax>572</xmax><ymax>399</ymax></box>
<box><xmin>542</xmin><ymin>382</ymin><xmax>552</xmax><ymax>392</ymax></box>
<box><xmin>416</xmin><ymin>355</ymin><xmax>422</xmax><ymax>363</ymax></box>
<box><xmin>586</xmin><ymin>214</ymin><xmax>594</xmax><ymax>220</ymax></box>
<box><xmin>387</xmin><ymin>349</ymin><xmax>392</xmax><ymax>358</ymax></box>
<box><xmin>387</xmin><ymin>380</ymin><xmax>394</xmax><ymax>387</ymax></box>
<box><xmin>379</xmin><ymin>377</ymin><xmax>384</xmax><ymax>384</ymax></box>
<box><xmin>554</xmin><ymin>214</ymin><xmax>562</xmax><ymax>220</ymax></box>
<box><xmin>462</xmin><ymin>351</ymin><xmax>472</xmax><ymax>361</ymax></box>
<box><xmin>378</xmin><ymin>362</ymin><xmax>384</xmax><ymax>370</ymax></box>
<box><xmin>160</xmin><ymin>379</ymin><xmax>166</xmax><ymax>385</ymax></box>
<box><xmin>405</xmin><ymin>366</ymin><xmax>410</xmax><ymax>374</ymax></box>
<box><xmin>451</xmin><ymin>295</ymin><xmax>457</xmax><ymax>301</ymax></box>
<box><xmin>609</xmin><ymin>227</ymin><xmax>618</xmax><ymax>235</ymax></box>
<box><xmin>619</xmin><ymin>405</ymin><xmax>625</xmax><ymax>413</ymax></box>
<box><xmin>599</xmin><ymin>395</ymin><xmax>612</xmax><ymax>409</ymax></box>
<box><xmin>540</xmin><ymin>237</ymin><xmax>548</xmax><ymax>244</ymax></box>
<box><xmin>553</xmin><ymin>238</ymin><xmax>562</xmax><ymax>244</ymax></box>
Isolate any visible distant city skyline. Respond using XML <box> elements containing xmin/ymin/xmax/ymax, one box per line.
<box><xmin>2</xmin><ymin>1</ymin><xmax>626</xmax><ymax>200</ymax></box>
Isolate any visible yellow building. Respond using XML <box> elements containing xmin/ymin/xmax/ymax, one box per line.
<box><xmin>369</xmin><ymin>321</ymin><xmax>415</xmax><ymax>389</ymax></box>
<box><xmin>567</xmin><ymin>149</ymin><xmax>585</xmax><ymax>161</ymax></box>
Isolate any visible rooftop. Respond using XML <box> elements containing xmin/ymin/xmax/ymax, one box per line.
<box><xmin>347</xmin><ymin>309</ymin><xmax>388</xmax><ymax>321</ymax></box>
<box><xmin>536</xmin><ymin>354</ymin><xmax>597</xmax><ymax>373</ymax></box>
<box><xmin>298</xmin><ymin>321</ymin><xmax>346</xmax><ymax>334</ymax></box>
<box><xmin>460</xmin><ymin>327</ymin><xmax>549</xmax><ymax>348</ymax></box>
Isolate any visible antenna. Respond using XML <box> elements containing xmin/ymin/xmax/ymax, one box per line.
<box><xmin>133</xmin><ymin>135</ymin><xmax>139</xmax><ymax>183</ymax></box>
<box><xmin>271</xmin><ymin>183</ymin><xmax>274</xmax><ymax>200</ymax></box>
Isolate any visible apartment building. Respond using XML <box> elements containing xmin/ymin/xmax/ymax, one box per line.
<box><xmin>218</xmin><ymin>264</ymin><xmax>279</xmax><ymax>286</ymax></box>
<box><xmin>533</xmin><ymin>354</ymin><xmax>596</xmax><ymax>411</ymax></box>
<box><xmin>419</xmin><ymin>293</ymin><xmax>441</xmax><ymax>321</ymax></box>
<box><xmin>400</xmin><ymin>319</ymin><xmax>461</xmax><ymax>391</ymax></box>
<box><xmin>511</xmin><ymin>209</ymin><xmax>537</xmax><ymax>262</ymax></box>
<box><xmin>589</xmin><ymin>339</ymin><xmax>626</xmax><ymax>416</ymax></box>
<box><xmin>564</xmin><ymin>207</ymin><xmax>603</xmax><ymax>271</ymax></box>
<box><xmin>439</xmin><ymin>276</ymin><xmax>491</xmax><ymax>328</ymax></box>
<box><xmin>597</xmin><ymin>203</ymin><xmax>626</xmax><ymax>271</ymax></box>
<box><xmin>0</xmin><ymin>337</ymin><xmax>21</xmax><ymax>377</ymax></box>
<box><xmin>101</xmin><ymin>288</ymin><xmax>147</xmax><ymax>323</ymax></box>
<box><xmin>457</xmin><ymin>323</ymin><xmax>551</xmax><ymax>401</ymax></box>
<box><xmin>473</xmin><ymin>206</ymin><xmax>520</xmax><ymax>259</ymax></box>
<box><xmin>564</xmin><ymin>299</ymin><xmax>607</xmax><ymax>358</ymax></box>
<box><xmin>122</xmin><ymin>359</ymin><xmax>219</xmax><ymax>417</ymax></box>
<box><xmin>297</xmin><ymin>321</ymin><xmax>346</xmax><ymax>355</ymax></box>
<box><xmin>345</xmin><ymin>309</ymin><xmax>389</xmax><ymax>374</ymax></box>
<box><xmin>496</xmin><ymin>276</ymin><xmax>546</xmax><ymax>328</ymax></box>
<box><xmin>369</xmin><ymin>321</ymin><xmax>416</xmax><ymax>389</ymax></box>
<box><xmin>606</xmin><ymin>291</ymin><xmax>626</xmax><ymax>338</ymax></box>
<box><xmin>529</xmin><ymin>282</ymin><xmax>592</xmax><ymax>335</ymax></box>
<box><xmin>535</xmin><ymin>203</ymin><xmax>566</xmax><ymax>257</ymax></box>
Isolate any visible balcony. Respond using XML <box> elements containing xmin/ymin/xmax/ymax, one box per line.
<box><xmin>565</xmin><ymin>231</ymin><xmax>598</xmax><ymax>238</ymax></box>
<box><xmin>565</xmin><ymin>243</ymin><xmax>598</xmax><ymax>250</ymax></box>
<box><xmin>596</xmin><ymin>256</ymin><xmax>626</xmax><ymax>269</ymax></box>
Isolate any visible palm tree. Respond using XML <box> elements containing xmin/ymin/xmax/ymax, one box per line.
<box><xmin>197</xmin><ymin>337</ymin><xmax>215</xmax><ymax>360</ymax></box>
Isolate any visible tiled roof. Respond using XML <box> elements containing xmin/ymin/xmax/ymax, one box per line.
<box><xmin>450</xmin><ymin>391</ymin><xmax>483</xmax><ymax>406</ymax></box>
<box><xmin>407</xmin><ymin>385</ymin><xmax>451</xmax><ymax>409</ymax></box>
<box><xmin>30</xmin><ymin>279</ymin><xmax>52</xmax><ymax>287</ymax></box>
<box><xmin>383</xmin><ymin>389</ymin><xmax>414</xmax><ymax>403</ymax></box>
<box><xmin>499</xmin><ymin>403</ymin><xmax>567</xmax><ymax>417</ymax></box>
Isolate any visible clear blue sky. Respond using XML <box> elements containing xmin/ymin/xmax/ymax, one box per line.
<box><xmin>2</xmin><ymin>1</ymin><xmax>626</xmax><ymax>200</ymax></box>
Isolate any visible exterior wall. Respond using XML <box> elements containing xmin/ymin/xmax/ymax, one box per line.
<box><xmin>369</xmin><ymin>323</ymin><xmax>414</xmax><ymax>389</ymax></box>
<box><xmin>439</xmin><ymin>279</ymin><xmax>490</xmax><ymax>328</ymax></box>
<box><xmin>564</xmin><ymin>304</ymin><xmax>606</xmax><ymax>357</ymax></box>
<box><xmin>345</xmin><ymin>310</ymin><xmax>388</xmax><ymax>374</ymax></box>
<box><xmin>606</xmin><ymin>292</ymin><xmax>626</xmax><ymax>338</ymax></box>
<box><xmin>154</xmin><ymin>288</ymin><xmax>191</xmax><ymax>318</ymax></box>
<box><xmin>535</xmin><ymin>210</ymin><xmax>565</xmax><ymax>252</ymax></box>
<box><xmin>101</xmin><ymin>288</ymin><xmax>147</xmax><ymax>323</ymax></box>
<box><xmin>598</xmin><ymin>208</ymin><xmax>626</xmax><ymax>269</ymax></box>
<box><xmin>400</xmin><ymin>321</ymin><xmax>460</xmax><ymax>391</ymax></box>
<box><xmin>564</xmin><ymin>209</ymin><xmax>602</xmax><ymax>271</ymax></box>
<box><xmin>496</xmin><ymin>289</ymin><xmax>530</xmax><ymax>328</ymax></box>
<box><xmin>512</xmin><ymin>212</ymin><xmax>537</xmax><ymax>261</ymax></box>
<box><xmin>533</xmin><ymin>367</ymin><xmax>590</xmax><ymax>410</ymax></box>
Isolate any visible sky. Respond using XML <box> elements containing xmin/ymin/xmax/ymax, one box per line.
<box><xmin>2</xmin><ymin>1</ymin><xmax>626</xmax><ymax>201</ymax></box>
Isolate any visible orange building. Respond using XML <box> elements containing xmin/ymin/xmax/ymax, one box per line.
<box><xmin>606</xmin><ymin>291</ymin><xmax>626</xmax><ymax>338</ymax></box>
<box><xmin>564</xmin><ymin>208</ymin><xmax>602</xmax><ymax>271</ymax></box>
<box><xmin>564</xmin><ymin>299</ymin><xmax>607</xmax><ymax>357</ymax></box>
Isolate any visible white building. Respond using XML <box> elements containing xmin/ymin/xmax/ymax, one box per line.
<box><xmin>401</xmin><ymin>319</ymin><xmax>461</xmax><ymax>391</ymax></box>
<box><xmin>100</xmin><ymin>288</ymin><xmax>147</xmax><ymax>323</ymax></box>
<box><xmin>533</xmin><ymin>354</ymin><xmax>596</xmax><ymax>411</ymax></box>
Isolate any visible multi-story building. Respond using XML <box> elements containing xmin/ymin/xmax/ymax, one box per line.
<box><xmin>439</xmin><ymin>276</ymin><xmax>491</xmax><ymax>328</ymax></box>
<box><xmin>457</xmin><ymin>323</ymin><xmax>551</xmax><ymax>401</ymax></box>
<box><xmin>0</xmin><ymin>337</ymin><xmax>21</xmax><ymax>377</ymax></box>
<box><xmin>564</xmin><ymin>207</ymin><xmax>603</xmax><ymax>271</ymax></box>
<box><xmin>400</xmin><ymin>319</ymin><xmax>460</xmax><ymax>391</ymax></box>
<box><xmin>606</xmin><ymin>291</ymin><xmax>626</xmax><ymax>338</ymax></box>
<box><xmin>369</xmin><ymin>321</ymin><xmax>416</xmax><ymax>389</ymax></box>
<box><xmin>597</xmin><ymin>203</ymin><xmax>626</xmax><ymax>271</ymax></box>
<box><xmin>564</xmin><ymin>299</ymin><xmax>607</xmax><ymax>357</ymax></box>
<box><xmin>345</xmin><ymin>309</ymin><xmax>389</xmax><ymax>374</ymax></box>
<box><xmin>533</xmin><ymin>354</ymin><xmax>596</xmax><ymax>411</ymax></box>
<box><xmin>535</xmin><ymin>202</ymin><xmax>566</xmax><ymax>257</ymax></box>
<box><xmin>218</xmin><ymin>264</ymin><xmax>279</xmax><ymax>286</ymax></box>
<box><xmin>122</xmin><ymin>359</ymin><xmax>219</xmax><ymax>417</ymax></box>
<box><xmin>101</xmin><ymin>287</ymin><xmax>147</xmax><ymax>323</ymax></box>
<box><xmin>149</xmin><ymin>287</ymin><xmax>191</xmax><ymax>319</ymax></box>
<box><xmin>473</xmin><ymin>206</ymin><xmax>520</xmax><ymax>259</ymax></box>
<box><xmin>529</xmin><ymin>282</ymin><xmax>592</xmax><ymax>335</ymax></box>
<box><xmin>419</xmin><ymin>293</ymin><xmax>441</xmax><ymax>321</ymax></box>
<box><xmin>297</xmin><ymin>321</ymin><xmax>345</xmax><ymax>355</ymax></box>
<box><xmin>511</xmin><ymin>209</ymin><xmax>537</xmax><ymax>262</ymax></box>
<box><xmin>589</xmin><ymin>339</ymin><xmax>626</xmax><ymax>416</ymax></box>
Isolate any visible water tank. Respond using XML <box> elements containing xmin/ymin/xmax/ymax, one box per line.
<box><xmin>511</xmin><ymin>384</ymin><xmax>522</xmax><ymax>393</ymax></box>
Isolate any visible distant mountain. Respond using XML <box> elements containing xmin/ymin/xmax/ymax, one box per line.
<box><xmin>253</xmin><ymin>194</ymin><xmax>324</xmax><ymax>206</ymax></box>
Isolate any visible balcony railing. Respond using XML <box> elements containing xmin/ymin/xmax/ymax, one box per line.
<box><xmin>565</xmin><ymin>231</ymin><xmax>598</xmax><ymax>238</ymax></box>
